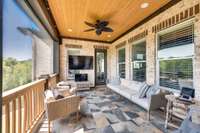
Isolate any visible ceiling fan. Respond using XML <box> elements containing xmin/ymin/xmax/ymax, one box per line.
<box><xmin>84</xmin><ymin>20</ymin><xmax>113</xmax><ymax>35</ymax></box>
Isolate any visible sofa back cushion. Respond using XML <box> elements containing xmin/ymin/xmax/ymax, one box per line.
<box><xmin>110</xmin><ymin>77</ymin><xmax>121</xmax><ymax>85</ymax></box>
<box><xmin>120</xmin><ymin>79</ymin><xmax>130</xmax><ymax>87</ymax></box>
<box><xmin>120</xmin><ymin>79</ymin><xmax>144</xmax><ymax>92</ymax></box>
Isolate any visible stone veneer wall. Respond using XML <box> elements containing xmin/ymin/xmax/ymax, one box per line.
<box><xmin>60</xmin><ymin>0</ymin><xmax>200</xmax><ymax>99</ymax></box>
<box><xmin>109</xmin><ymin>0</ymin><xmax>200</xmax><ymax>99</ymax></box>
<box><xmin>32</xmin><ymin>35</ymin><xmax>54</xmax><ymax>79</ymax></box>
<box><xmin>60</xmin><ymin>39</ymin><xmax>109</xmax><ymax>86</ymax></box>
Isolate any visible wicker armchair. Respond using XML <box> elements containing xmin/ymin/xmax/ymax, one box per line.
<box><xmin>45</xmin><ymin>95</ymin><xmax>80</xmax><ymax>133</ymax></box>
<box><xmin>148</xmin><ymin>91</ymin><xmax>169</xmax><ymax>120</ymax></box>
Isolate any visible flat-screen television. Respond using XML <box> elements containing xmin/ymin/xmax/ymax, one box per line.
<box><xmin>69</xmin><ymin>55</ymin><xmax>93</xmax><ymax>70</ymax></box>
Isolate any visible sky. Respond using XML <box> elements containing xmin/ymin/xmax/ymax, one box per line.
<box><xmin>3</xmin><ymin>0</ymin><xmax>39</xmax><ymax>60</ymax></box>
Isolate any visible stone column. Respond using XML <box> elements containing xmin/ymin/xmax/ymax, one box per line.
<box><xmin>125</xmin><ymin>42</ymin><xmax>131</xmax><ymax>80</ymax></box>
<box><xmin>146</xmin><ymin>32</ymin><xmax>156</xmax><ymax>85</ymax></box>
<box><xmin>59</xmin><ymin>44</ymin><xmax>67</xmax><ymax>81</ymax></box>
<box><xmin>194</xmin><ymin>15</ymin><xmax>200</xmax><ymax>99</ymax></box>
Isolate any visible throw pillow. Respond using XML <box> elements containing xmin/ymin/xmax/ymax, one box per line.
<box><xmin>45</xmin><ymin>90</ymin><xmax>54</xmax><ymax>99</ymax></box>
<box><xmin>55</xmin><ymin>94</ymin><xmax>64</xmax><ymax>100</ymax></box>
<box><xmin>146</xmin><ymin>85</ymin><xmax>158</xmax><ymax>98</ymax></box>
<box><xmin>139</xmin><ymin>83</ymin><xmax>149</xmax><ymax>98</ymax></box>
<box><xmin>45</xmin><ymin>90</ymin><xmax>55</xmax><ymax>101</ymax></box>
<box><xmin>138</xmin><ymin>82</ymin><xmax>146</xmax><ymax>95</ymax></box>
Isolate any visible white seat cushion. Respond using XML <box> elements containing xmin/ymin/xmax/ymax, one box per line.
<box><xmin>131</xmin><ymin>95</ymin><xmax>149</xmax><ymax>110</ymax></box>
<box><xmin>108</xmin><ymin>83</ymin><xmax>150</xmax><ymax>110</ymax></box>
<box><xmin>107</xmin><ymin>84</ymin><xmax>121</xmax><ymax>94</ymax></box>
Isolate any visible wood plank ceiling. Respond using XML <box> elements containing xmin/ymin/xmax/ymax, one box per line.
<box><xmin>47</xmin><ymin>0</ymin><xmax>171</xmax><ymax>42</ymax></box>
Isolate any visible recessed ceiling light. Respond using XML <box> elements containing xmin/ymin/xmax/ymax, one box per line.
<box><xmin>107</xmin><ymin>35</ymin><xmax>111</xmax><ymax>38</ymax></box>
<box><xmin>141</xmin><ymin>2</ymin><xmax>149</xmax><ymax>9</ymax></box>
<box><xmin>67</xmin><ymin>28</ymin><xmax>72</xmax><ymax>32</ymax></box>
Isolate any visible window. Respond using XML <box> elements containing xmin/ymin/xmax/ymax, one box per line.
<box><xmin>118</xmin><ymin>48</ymin><xmax>125</xmax><ymax>78</ymax></box>
<box><xmin>132</xmin><ymin>42</ymin><xmax>146</xmax><ymax>82</ymax></box>
<box><xmin>158</xmin><ymin>25</ymin><xmax>194</xmax><ymax>90</ymax></box>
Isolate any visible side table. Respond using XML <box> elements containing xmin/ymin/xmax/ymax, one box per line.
<box><xmin>164</xmin><ymin>94</ymin><xmax>195</xmax><ymax>129</ymax></box>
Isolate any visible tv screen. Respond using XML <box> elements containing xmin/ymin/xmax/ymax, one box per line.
<box><xmin>69</xmin><ymin>55</ymin><xmax>93</xmax><ymax>70</ymax></box>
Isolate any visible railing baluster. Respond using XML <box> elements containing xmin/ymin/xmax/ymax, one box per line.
<box><xmin>12</xmin><ymin>100</ymin><xmax>16</xmax><ymax>133</ymax></box>
<box><xmin>33</xmin><ymin>87</ymin><xmax>37</xmax><ymax>121</ymax></box>
<box><xmin>39</xmin><ymin>88</ymin><xmax>41</xmax><ymax>114</ymax></box>
<box><xmin>23</xmin><ymin>94</ymin><xmax>27</xmax><ymax>133</ymax></box>
<box><xmin>27</xmin><ymin>92</ymin><xmax>30</xmax><ymax>130</ymax></box>
<box><xmin>5</xmin><ymin>103</ymin><xmax>10</xmax><ymax>133</ymax></box>
<box><xmin>29</xmin><ymin>89</ymin><xmax>33</xmax><ymax>126</ymax></box>
<box><xmin>18</xmin><ymin>97</ymin><xmax>21</xmax><ymax>133</ymax></box>
<box><xmin>36</xmin><ymin>87</ymin><xmax>39</xmax><ymax>118</ymax></box>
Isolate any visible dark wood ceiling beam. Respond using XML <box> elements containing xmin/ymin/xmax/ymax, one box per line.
<box><xmin>37</xmin><ymin>0</ymin><xmax>60</xmax><ymax>40</ymax></box>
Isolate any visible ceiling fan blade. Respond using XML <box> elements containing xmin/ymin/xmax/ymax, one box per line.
<box><xmin>84</xmin><ymin>28</ymin><xmax>95</xmax><ymax>32</ymax></box>
<box><xmin>99</xmin><ymin>21</ymin><xmax>109</xmax><ymax>27</ymax></box>
<box><xmin>84</xmin><ymin>21</ymin><xmax>95</xmax><ymax>27</ymax></box>
<box><xmin>102</xmin><ymin>27</ymin><xmax>113</xmax><ymax>32</ymax></box>
<box><xmin>96</xmin><ymin>29</ymin><xmax>102</xmax><ymax>35</ymax></box>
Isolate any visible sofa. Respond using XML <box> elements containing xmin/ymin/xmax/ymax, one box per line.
<box><xmin>107</xmin><ymin>78</ymin><xmax>168</xmax><ymax>120</ymax></box>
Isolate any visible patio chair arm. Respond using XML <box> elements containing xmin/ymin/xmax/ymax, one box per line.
<box><xmin>149</xmin><ymin>92</ymin><xmax>168</xmax><ymax>111</ymax></box>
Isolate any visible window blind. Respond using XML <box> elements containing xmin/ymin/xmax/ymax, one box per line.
<box><xmin>159</xmin><ymin>25</ymin><xmax>194</xmax><ymax>50</ymax></box>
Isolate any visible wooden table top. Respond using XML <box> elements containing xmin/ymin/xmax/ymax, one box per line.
<box><xmin>165</xmin><ymin>94</ymin><xmax>198</xmax><ymax>105</ymax></box>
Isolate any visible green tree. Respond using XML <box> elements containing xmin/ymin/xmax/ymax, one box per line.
<box><xmin>3</xmin><ymin>58</ymin><xmax>32</xmax><ymax>91</ymax></box>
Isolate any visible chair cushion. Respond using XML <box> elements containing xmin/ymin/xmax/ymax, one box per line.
<box><xmin>45</xmin><ymin>90</ymin><xmax>54</xmax><ymax>100</ymax></box>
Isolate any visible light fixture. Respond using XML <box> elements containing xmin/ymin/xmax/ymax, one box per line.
<box><xmin>107</xmin><ymin>35</ymin><xmax>111</xmax><ymax>38</ymax></box>
<box><xmin>141</xmin><ymin>2</ymin><xmax>149</xmax><ymax>9</ymax></box>
<box><xmin>67</xmin><ymin>28</ymin><xmax>72</xmax><ymax>32</ymax></box>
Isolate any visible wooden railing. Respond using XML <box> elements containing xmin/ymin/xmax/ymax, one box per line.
<box><xmin>2</xmin><ymin>74</ymin><xmax>59</xmax><ymax>133</ymax></box>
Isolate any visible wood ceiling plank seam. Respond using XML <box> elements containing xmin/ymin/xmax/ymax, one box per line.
<box><xmin>102</xmin><ymin>0</ymin><xmax>119</xmax><ymax>41</ymax></box>
<box><xmin>82</xmin><ymin>0</ymin><xmax>90</xmax><ymax>38</ymax></box>
<box><xmin>110</xmin><ymin>0</ymin><xmax>136</xmax><ymax>39</ymax></box>
<box><xmin>58</xmin><ymin>0</ymin><xmax>67</xmax><ymax>36</ymax></box>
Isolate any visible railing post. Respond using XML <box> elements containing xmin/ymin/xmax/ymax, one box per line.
<box><xmin>38</xmin><ymin>74</ymin><xmax>50</xmax><ymax>90</ymax></box>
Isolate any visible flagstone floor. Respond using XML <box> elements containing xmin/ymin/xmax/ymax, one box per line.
<box><xmin>37</xmin><ymin>86</ymin><xmax>181</xmax><ymax>133</ymax></box>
